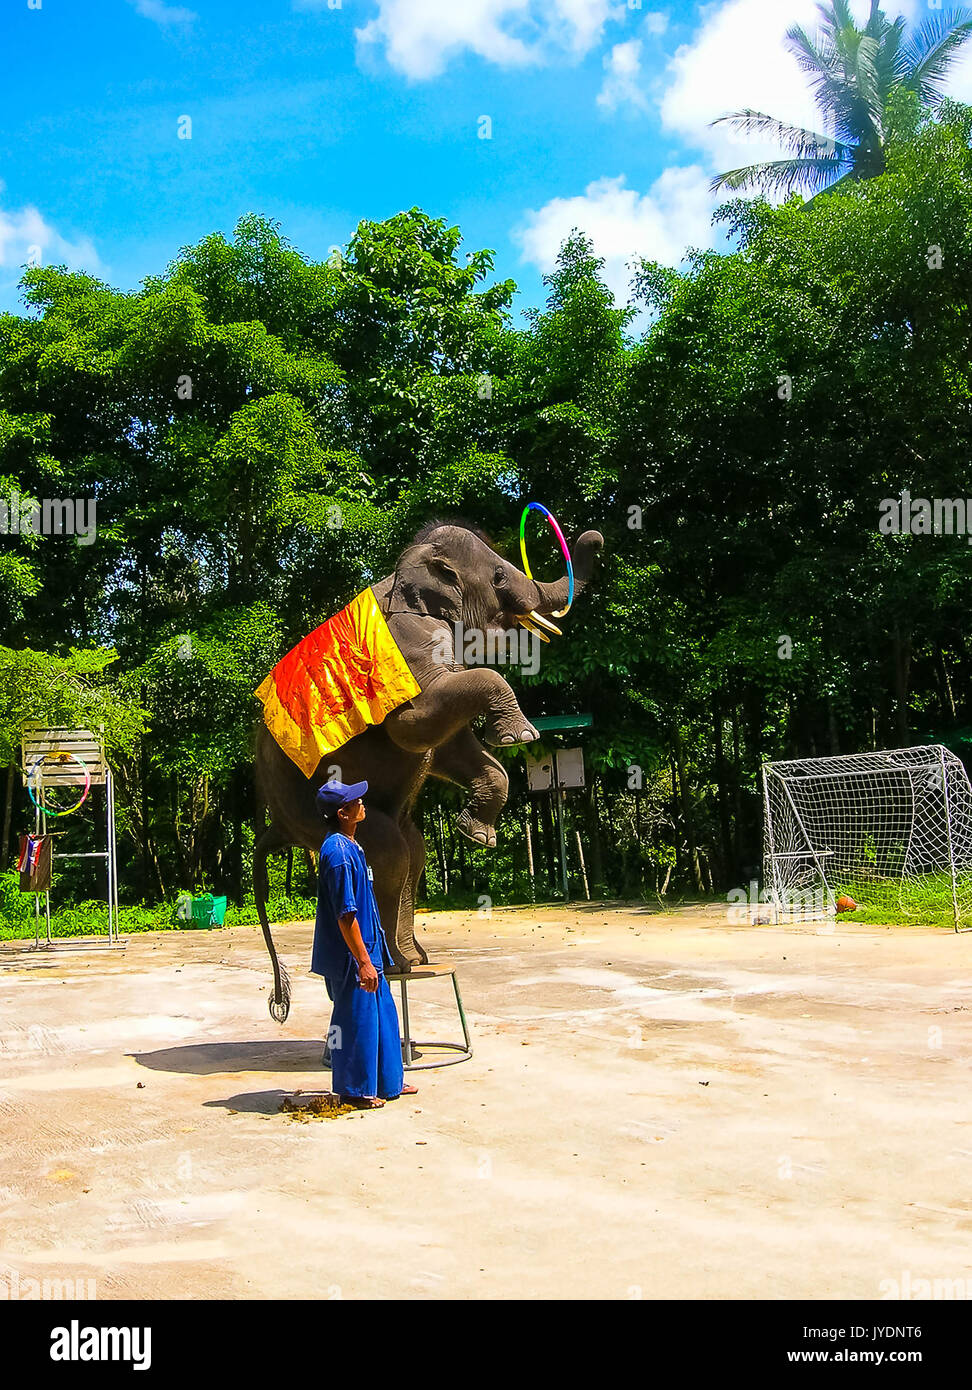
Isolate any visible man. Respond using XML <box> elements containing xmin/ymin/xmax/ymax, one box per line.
<box><xmin>312</xmin><ymin>779</ymin><xmax>417</xmax><ymax>1110</ymax></box>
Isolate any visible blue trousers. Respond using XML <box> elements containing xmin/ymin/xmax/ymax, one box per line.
<box><xmin>324</xmin><ymin>963</ymin><xmax>404</xmax><ymax>1099</ymax></box>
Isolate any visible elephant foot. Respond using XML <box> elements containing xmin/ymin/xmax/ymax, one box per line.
<box><xmin>457</xmin><ymin>807</ymin><xmax>498</xmax><ymax>848</ymax></box>
<box><xmin>387</xmin><ymin>941</ymin><xmax>425</xmax><ymax>973</ymax></box>
<box><xmin>483</xmin><ymin>716</ymin><xmax>539</xmax><ymax>748</ymax></box>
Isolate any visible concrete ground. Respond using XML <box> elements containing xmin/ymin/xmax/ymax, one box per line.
<box><xmin>1</xmin><ymin>902</ymin><xmax>971</xmax><ymax>1300</ymax></box>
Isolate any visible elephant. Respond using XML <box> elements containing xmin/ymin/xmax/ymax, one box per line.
<box><xmin>254</xmin><ymin>518</ymin><xmax>604</xmax><ymax>1021</ymax></box>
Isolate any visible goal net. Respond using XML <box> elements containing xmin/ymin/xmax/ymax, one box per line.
<box><xmin>761</xmin><ymin>746</ymin><xmax>972</xmax><ymax>930</ymax></box>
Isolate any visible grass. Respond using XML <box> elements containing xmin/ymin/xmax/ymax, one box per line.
<box><xmin>4</xmin><ymin>866</ymin><xmax>969</xmax><ymax>938</ymax></box>
<box><xmin>831</xmin><ymin>871</ymin><xmax>970</xmax><ymax>929</ymax></box>
<box><xmin>0</xmin><ymin>872</ymin><xmax>316</xmax><ymax>941</ymax></box>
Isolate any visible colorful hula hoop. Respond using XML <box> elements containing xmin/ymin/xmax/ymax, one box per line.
<box><xmin>519</xmin><ymin>502</ymin><xmax>574</xmax><ymax>618</ymax></box>
<box><xmin>27</xmin><ymin>752</ymin><xmax>92</xmax><ymax>819</ymax></box>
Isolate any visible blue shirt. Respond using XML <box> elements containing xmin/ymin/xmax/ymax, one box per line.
<box><xmin>311</xmin><ymin>832</ymin><xmax>391</xmax><ymax>980</ymax></box>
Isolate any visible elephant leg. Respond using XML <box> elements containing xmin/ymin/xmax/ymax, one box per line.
<box><xmin>430</xmin><ymin>728</ymin><xmax>508</xmax><ymax>848</ymax></box>
<box><xmin>254</xmin><ymin>822</ymin><xmax>293</xmax><ymax>1023</ymax></box>
<box><xmin>356</xmin><ymin>805</ymin><xmax>421</xmax><ymax>972</ymax></box>
<box><xmin>399</xmin><ymin>816</ymin><xmax>429</xmax><ymax>966</ymax></box>
<box><xmin>384</xmin><ymin>668</ymin><xmax>538</xmax><ymax>754</ymax></box>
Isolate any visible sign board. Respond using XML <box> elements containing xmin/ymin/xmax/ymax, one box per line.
<box><xmin>554</xmin><ymin>746</ymin><xmax>585</xmax><ymax>789</ymax></box>
<box><xmin>21</xmin><ymin>727</ymin><xmax>107</xmax><ymax>788</ymax></box>
<box><xmin>525</xmin><ymin>746</ymin><xmax>585</xmax><ymax>792</ymax></box>
<box><xmin>525</xmin><ymin>749</ymin><xmax>554</xmax><ymax>792</ymax></box>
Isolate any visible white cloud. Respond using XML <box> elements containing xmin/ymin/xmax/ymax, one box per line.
<box><xmin>127</xmin><ymin>0</ymin><xmax>197</xmax><ymax>25</ymax></box>
<box><xmin>597</xmin><ymin>39</ymin><xmax>649</xmax><ymax>112</ymax></box>
<box><xmin>0</xmin><ymin>205</ymin><xmax>102</xmax><ymax>277</ymax></box>
<box><xmin>643</xmin><ymin>11</ymin><xmax>668</xmax><ymax>37</ymax></box>
<box><xmin>544</xmin><ymin>0</ymin><xmax>624</xmax><ymax>56</ymax></box>
<box><xmin>661</xmin><ymin>0</ymin><xmax>823</xmax><ymax>167</ymax></box>
<box><xmin>355</xmin><ymin>0</ymin><xmax>623</xmax><ymax>80</ymax></box>
<box><xmin>511</xmin><ymin>0</ymin><xmax>972</xmax><ymax>297</ymax></box>
<box><xmin>514</xmin><ymin>168</ymin><xmax>715</xmax><ymax>303</ymax></box>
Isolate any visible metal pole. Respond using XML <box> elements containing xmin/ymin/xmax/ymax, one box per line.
<box><xmin>399</xmin><ymin>979</ymin><xmax>413</xmax><ymax>1066</ymax></box>
<box><xmin>107</xmin><ymin>766</ymin><xmax>118</xmax><ymax>944</ymax></box>
<box><xmin>553</xmin><ymin>767</ymin><xmax>568</xmax><ymax>903</ymax></box>
<box><xmin>33</xmin><ymin>768</ymin><xmax>41</xmax><ymax>949</ymax></box>
<box><xmin>940</xmin><ymin>747</ymin><xmax>961</xmax><ymax>932</ymax></box>
<box><xmin>575</xmin><ymin>830</ymin><xmax>590</xmax><ymax>901</ymax></box>
<box><xmin>105</xmin><ymin>770</ymin><xmax>111</xmax><ymax>943</ymax></box>
<box><xmin>761</xmin><ymin>765</ymin><xmax>781</xmax><ymax>921</ymax></box>
<box><xmin>452</xmin><ymin>971</ymin><xmax>471</xmax><ymax>1055</ymax></box>
<box><xmin>524</xmin><ymin>815</ymin><xmax>536</xmax><ymax>903</ymax></box>
<box><xmin>113</xmin><ymin>768</ymin><xmax>119</xmax><ymax>938</ymax></box>
<box><xmin>113</xmin><ymin>769</ymin><xmax>118</xmax><ymax>942</ymax></box>
<box><xmin>437</xmin><ymin>804</ymin><xmax>448</xmax><ymax>896</ymax></box>
<box><xmin>41</xmin><ymin>785</ymin><xmax>50</xmax><ymax>945</ymax></box>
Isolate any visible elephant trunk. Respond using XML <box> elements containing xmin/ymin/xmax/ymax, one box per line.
<box><xmin>532</xmin><ymin>530</ymin><xmax>604</xmax><ymax>615</ymax></box>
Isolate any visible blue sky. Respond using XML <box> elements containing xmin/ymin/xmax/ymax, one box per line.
<box><xmin>0</xmin><ymin>0</ymin><xmax>955</xmax><ymax>319</ymax></box>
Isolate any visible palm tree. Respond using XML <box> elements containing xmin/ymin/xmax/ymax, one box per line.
<box><xmin>710</xmin><ymin>0</ymin><xmax>972</xmax><ymax>197</ymax></box>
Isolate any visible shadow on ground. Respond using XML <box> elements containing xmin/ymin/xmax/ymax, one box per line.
<box><xmin>203</xmin><ymin>1088</ymin><xmax>311</xmax><ymax>1115</ymax></box>
<box><xmin>129</xmin><ymin>1040</ymin><xmax>324</xmax><ymax>1075</ymax></box>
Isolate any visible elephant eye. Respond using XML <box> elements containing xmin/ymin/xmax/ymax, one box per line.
<box><xmin>494</xmin><ymin>567</ymin><xmax>505</xmax><ymax>586</ymax></box>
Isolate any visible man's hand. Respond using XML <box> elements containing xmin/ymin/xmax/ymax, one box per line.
<box><xmin>337</xmin><ymin>911</ymin><xmax>379</xmax><ymax>990</ymax></box>
<box><xmin>357</xmin><ymin>959</ymin><xmax>379</xmax><ymax>993</ymax></box>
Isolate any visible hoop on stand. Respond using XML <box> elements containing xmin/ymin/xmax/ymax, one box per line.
<box><xmin>11</xmin><ymin>728</ymin><xmax>123</xmax><ymax>955</ymax></box>
<box><xmin>27</xmin><ymin>752</ymin><xmax>92</xmax><ymax>818</ymax></box>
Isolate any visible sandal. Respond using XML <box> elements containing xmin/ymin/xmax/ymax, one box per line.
<box><xmin>340</xmin><ymin>1094</ymin><xmax>385</xmax><ymax>1109</ymax></box>
<box><xmin>385</xmin><ymin>1084</ymin><xmax>419</xmax><ymax>1100</ymax></box>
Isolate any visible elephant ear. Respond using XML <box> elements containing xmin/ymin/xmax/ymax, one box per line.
<box><xmin>389</xmin><ymin>546</ymin><xmax>463</xmax><ymax>621</ymax></box>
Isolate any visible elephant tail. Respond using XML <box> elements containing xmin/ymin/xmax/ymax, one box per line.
<box><xmin>265</xmin><ymin>933</ymin><xmax>292</xmax><ymax>1025</ymax></box>
<box><xmin>254</xmin><ymin>826</ymin><xmax>292</xmax><ymax>1024</ymax></box>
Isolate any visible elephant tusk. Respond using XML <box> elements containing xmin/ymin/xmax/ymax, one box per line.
<box><xmin>517</xmin><ymin>614</ymin><xmax>551</xmax><ymax>644</ymax></box>
<box><xmin>524</xmin><ymin>610</ymin><xmax>562</xmax><ymax>637</ymax></box>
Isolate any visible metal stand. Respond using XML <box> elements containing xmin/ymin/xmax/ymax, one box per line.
<box><xmin>553</xmin><ymin>782</ymin><xmax>569</xmax><ymax>902</ymax></box>
<box><xmin>524</xmin><ymin>735</ymin><xmax>590</xmax><ymax>903</ymax></box>
<box><xmin>387</xmin><ymin>965</ymin><xmax>472</xmax><ymax>1070</ymax></box>
<box><xmin>19</xmin><ymin>728</ymin><xmax>123</xmax><ymax>954</ymax></box>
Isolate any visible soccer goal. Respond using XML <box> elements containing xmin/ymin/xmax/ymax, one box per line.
<box><xmin>762</xmin><ymin>746</ymin><xmax>972</xmax><ymax>931</ymax></box>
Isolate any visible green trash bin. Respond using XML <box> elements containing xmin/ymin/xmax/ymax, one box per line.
<box><xmin>190</xmin><ymin>894</ymin><xmax>215</xmax><ymax>929</ymax></box>
<box><xmin>211</xmin><ymin>896</ymin><xmax>227</xmax><ymax>926</ymax></box>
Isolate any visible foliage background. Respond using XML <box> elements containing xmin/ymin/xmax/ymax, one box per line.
<box><xmin>3</xmin><ymin>110</ymin><xmax>972</xmax><ymax>921</ymax></box>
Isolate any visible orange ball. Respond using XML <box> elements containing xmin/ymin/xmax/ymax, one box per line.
<box><xmin>835</xmin><ymin>895</ymin><xmax>857</xmax><ymax>913</ymax></box>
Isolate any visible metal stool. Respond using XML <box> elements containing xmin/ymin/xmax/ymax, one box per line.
<box><xmin>320</xmin><ymin>964</ymin><xmax>473</xmax><ymax>1071</ymax></box>
<box><xmin>387</xmin><ymin>963</ymin><xmax>472</xmax><ymax>1070</ymax></box>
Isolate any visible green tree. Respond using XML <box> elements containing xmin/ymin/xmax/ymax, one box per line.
<box><xmin>710</xmin><ymin>0</ymin><xmax>972</xmax><ymax>196</ymax></box>
<box><xmin>0</xmin><ymin>646</ymin><xmax>147</xmax><ymax>872</ymax></box>
<box><xmin>0</xmin><ymin>212</ymin><xmax>524</xmax><ymax>902</ymax></box>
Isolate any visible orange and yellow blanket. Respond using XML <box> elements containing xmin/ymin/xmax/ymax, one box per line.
<box><xmin>256</xmin><ymin>588</ymin><xmax>421</xmax><ymax>777</ymax></box>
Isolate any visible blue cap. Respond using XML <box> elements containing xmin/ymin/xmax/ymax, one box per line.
<box><xmin>316</xmin><ymin>779</ymin><xmax>369</xmax><ymax>815</ymax></box>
